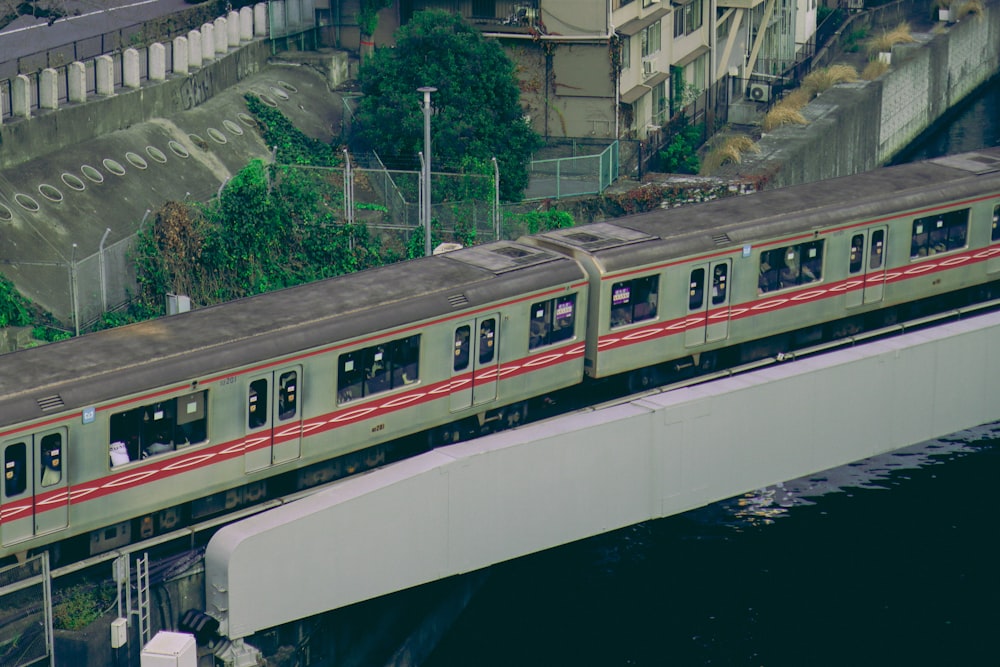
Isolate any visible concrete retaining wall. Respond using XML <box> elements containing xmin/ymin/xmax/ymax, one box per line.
<box><xmin>728</xmin><ymin>3</ymin><xmax>1000</xmax><ymax>189</ymax></box>
<box><xmin>0</xmin><ymin>12</ymin><xmax>272</xmax><ymax>171</ymax></box>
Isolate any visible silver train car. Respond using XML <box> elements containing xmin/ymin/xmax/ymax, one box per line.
<box><xmin>2</xmin><ymin>147</ymin><xmax>999</xmax><ymax>563</ymax></box>
<box><xmin>528</xmin><ymin>148</ymin><xmax>1000</xmax><ymax>387</ymax></box>
<box><xmin>0</xmin><ymin>242</ymin><xmax>587</xmax><ymax>561</ymax></box>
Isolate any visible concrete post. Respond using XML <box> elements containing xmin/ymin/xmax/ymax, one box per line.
<box><xmin>0</xmin><ymin>86</ymin><xmax>4</xmax><ymax>125</ymax></box>
<box><xmin>254</xmin><ymin>3</ymin><xmax>268</xmax><ymax>37</ymax></box>
<box><xmin>286</xmin><ymin>0</ymin><xmax>300</xmax><ymax>29</ymax></box>
<box><xmin>269</xmin><ymin>1</ymin><xmax>285</xmax><ymax>37</ymax></box>
<box><xmin>68</xmin><ymin>62</ymin><xmax>87</xmax><ymax>103</ymax></box>
<box><xmin>188</xmin><ymin>30</ymin><xmax>203</xmax><ymax>69</ymax></box>
<box><xmin>214</xmin><ymin>17</ymin><xmax>228</xmax><ymax>54</ymax></box>
<box><xmin>149</xmin><ymin>43</ymin><xmax>166</xmax><ymax>81</ymax></box>
<box><xmin>123</xmin><ymin>48</ymin><xmax>140</xmax><ymax>88</ymax></box>
<box><xmin>240</xmin><ymin>7</ymin><xmax>253</xmax><ymax>41</ymax></box>
<box><xmin>202</xmin><ymin>24</ymin><xmax>215</xmax><ymax>62</ymax></box>
<box><xmin>12</xmin><ymin>75</ymin><xmax>31</xmax><ymax>118</ymax></box>
<box><xmin>39</xmin><ymin>68</ymin><xmax>59</xmax><ymax>110</ymax></box>
<box><xmin>174</xmin><ymin>36</ymin><xmax>189</xmax><ymax>75</ymax></box>
<box><xmin>96</xmin><ymin>55</ymin><xmax>114</xmax><ymax>96</ymax></box>
<box><xmin>227</xmin><ymin>11</ymin><xmax>240</xmax><ymax>46</ymax></box>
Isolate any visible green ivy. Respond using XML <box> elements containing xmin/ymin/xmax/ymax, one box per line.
<box><xmin>659</xmin><ymin>114</ymin><xmax>703</xmax><ymax>175</ymax></box>
<box><xmin>53</xmin><ymin>583</ymin><xmax>116</xmax><ymax>631</ymax></box>
<box><xmin>0</xmin><ymin>276</ymin><xmax>32</xmax><ymax>328</ymax></box>
<box><xmin>510</xmin><ymin>210</ymin><xmax>575</xmax><ymax>235</ymax></box>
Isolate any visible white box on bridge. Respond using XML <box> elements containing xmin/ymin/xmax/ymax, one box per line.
<box><xmin>140</xmin><ymin>631</ymin><xmax>197</xmax><ymax>667</ymax></box>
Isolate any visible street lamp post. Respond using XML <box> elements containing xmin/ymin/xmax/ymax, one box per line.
<box><xmin>418</xmin><ymin>86</ymin><xmax>437</xmax><ymax>257</ymax></box>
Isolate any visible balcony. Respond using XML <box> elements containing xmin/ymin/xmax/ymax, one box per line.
<box><xmin>401</xmin><ymin>1</ymin><xmax>543</xmax><ymax>32</ymax></box>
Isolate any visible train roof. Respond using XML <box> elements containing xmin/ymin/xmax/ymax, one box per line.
<box><xmin>527</xmin><ymin>148</ymin><xmax>1000</xmax><ymax>274</ymax></box>
<box><xmin>0</xmin><ymin>241</ymin><xmax>584</xmax><ymax>428</ymax></box>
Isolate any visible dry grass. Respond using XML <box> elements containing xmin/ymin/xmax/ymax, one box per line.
<box><xmin>700</xmin><ymin>134</ymin><xmax>760</xmax><ymax>174</ymax></box>
<box><xmin>781</xmin><ymin>87</ymin><xmax>813</xmax><ymax>110</ymax></box>
<box><xmin>802</xmin><ymin>64</ymin><xmax>859</xmax><ymax>95</ymax></box>
<box><xmin>866</xmin><ymin>22</ymin><xmax>916</xmax><ymax>56</ymax></box>
<box><xmin>953</xmin><ymin>0</ymin><xmax>984</xmax><ymax>20</ymax></box>
<box><xmin>861</xmin><ymin>59</ymin><xmax>890</xmax><ymax>80</ymax></box>
<box><xmin>761</xmin><ymin>105</ymin><xmax>808</xmax><ymax>132</ymax></box>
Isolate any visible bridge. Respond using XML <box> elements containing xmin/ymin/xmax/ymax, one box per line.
<box><xmin>203</xmin><ymin>305</ymin><xmax>1000</xmax><ymax>651</ymax></box>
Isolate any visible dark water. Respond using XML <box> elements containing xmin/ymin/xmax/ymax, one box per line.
<box><xmin>423</xmin><ymin>78</ymin><xmax>1000</xmax><ymax>667</ymax></box>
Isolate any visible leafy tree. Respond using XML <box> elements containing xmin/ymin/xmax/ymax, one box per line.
<box><xmin>357</xmin><ymin>0</ymin><xmax>392</xmax><ymax>39</ymax></box>
<box><xmin>356</xmin><ymin>10</ymin><xmax>542</xmax><ymax>202</ymax></box>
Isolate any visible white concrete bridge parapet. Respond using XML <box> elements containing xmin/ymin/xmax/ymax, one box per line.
<box><xmin>206</xmin><ymin>308</ymin><xmax>1000</xmax><ymax>641</ymax></box>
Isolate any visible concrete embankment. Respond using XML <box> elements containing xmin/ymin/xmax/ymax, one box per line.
<box><xmin>718</xmin><ymin>0</ymin><xmax>1000</xmax><ymax>188</ymax></box>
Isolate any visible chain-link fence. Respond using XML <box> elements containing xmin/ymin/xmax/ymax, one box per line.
<box><xmin>70</xmin><ymin>236</ymin><xmax>137</xmax><ymax>332</ymax></box>
<box><xmin>4</xmin><ymin>141</ymin><xmax>618</xmax><ymax>333</ymax></box>
<box><xmin>523</xmin><ymin>141</ymin><xmax>619</xmax><ymax>201</ymax></box>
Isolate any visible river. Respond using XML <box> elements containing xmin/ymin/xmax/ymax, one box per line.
<box><xmin>422</xmin><ymin>75</ymin><xmax>1000</xmax><ymax>667</ymax></box>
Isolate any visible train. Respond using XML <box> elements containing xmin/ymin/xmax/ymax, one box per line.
<box><xmin>2</xmin><ymin>147</ymin><xmax>1000</xmax><ymax>564</ymax></box>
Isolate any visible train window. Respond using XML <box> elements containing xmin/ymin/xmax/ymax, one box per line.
<box><xmin>278</xmin><ymin>371</ymin><xmax>297</xmax><ymax>421</ymax></box>
<box><xmin>992</xmin><ymin>204</ymin><xmax>1000</xmax><ymax>241</ymax></box>
<box><xmin>610</xmin><ymin>276</ymin><xmax>659</xmax><ymax>328</ymax></box>
<box><xmin>910</xmin><ymin>209</ymin><xmax>969</xmax><ymax>258</ymax></box>
<box><xmin>249</xmin><ymin>380</ymin><xmax>268</xmax><ymax>429</ymax></box>
<box><xmin>4</xmin><ymin>442</ymin><xmax>26</xmax><ymax>497</ymax></box>
<box><xmin>711</xmin><ymin>264</ymin><xmax>728</xmax><ymax>305</ymax></box>
<box><xmin>454</xmin><ymin>327</ymin><xmax>471</xmax><ymax>372</ymax></box>
<box><xmin>849</xmin><ymin>235</ymin><xmax>864</xmax><ymax>274</ymax></box>
<box><xmin>689</xmin><ymin>269</ymin><xmax>705</xmax><ymax>310</ymax></box>
<box><xmin>109</xmin><ymin>391</ymin><xmax>209</xmax><ymax>466</ymax></box>
<box><xmin>758</xmin><ymin>241</ymin><xmax>824</xmax><ymax>294</ymax></box>
<box><xmin>479</xmin><ymin>319</ymin><xmax>496</xmax><ymax>364</ymax></box>
<box><xmin>40</xmin><ymin>433</ymin><xmax>62</xmax><ymax>487</ymax></box>
<box><xmin>870</xmin><ymin>229</ymin><xmax>885</xmax><ymax>269</ymax></box>
<box><xmin>338</xmin><ymin>334</ymin><xmax>422</xmax><ymax>404</ymax></box>
<box><xmin>529</xmin><ymin>294</ymin><xmax>577</xmax><ymax>349</ymax></box>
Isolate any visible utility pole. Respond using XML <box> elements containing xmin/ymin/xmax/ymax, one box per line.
<box><xmin>419</xmin><ymin>86</ymin><xmax>437</xmax><ymax>257</ymax></box>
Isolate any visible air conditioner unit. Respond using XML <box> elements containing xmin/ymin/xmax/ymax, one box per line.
<box><xmin>748</xmin><ymin>83</ymin><xmax>770</xmax><ymax>103</ymax></box>
<box><xmin>642</xmin><ymin>60</ymin><xmax>654</xmax><ymax>77</ymax></box>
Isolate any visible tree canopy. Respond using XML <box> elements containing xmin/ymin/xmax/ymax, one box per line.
<box><xmin>355</xmin><ymin>10</ymin><xmax>541</xmax><ymax>202</ymax></box>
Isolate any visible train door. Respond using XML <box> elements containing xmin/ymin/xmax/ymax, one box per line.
<box><xmin>1</xmin><ymin>428</ymin><xmax>69</xmax><ymax>548</ymax></box>
<box><xmin>450</xmin><ymin>315</ymin><xmax>500</xmax><ymax>412</ymax></box>
<box><xmin>685</xmin><ymin>260</ymin><xmax>732</xmax><ymax>347</ymax></box>
<box><xmin>846</xmin><ymin>226</ymin><xmax>887</xmax><ymax>308</ymax></box>
<box><xmin>244</xmin><ymin>366</ymin><xmax>303</xmax><ymax>473</ymax></box>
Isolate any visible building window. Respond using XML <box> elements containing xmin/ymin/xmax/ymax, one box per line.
<box><xmin>910</xmin><ymin>209</ymin><xmax>969</xmax><ymax>258</ymax></box>
<box><xmin>641</xmin><ymin>21</ymin><xmax>661</xmax><ymax>58</ymax></box>
<box><xmin>652</xmin><ymin>80</ymin><xmax>668</xmax><ymax>124</ymax></box>
<box><xmin>621</xmin><ymin>35</ymin><xmax>631</xmax><ymax>70</ymax></box>
<box><xmin>675</xmin><ymin>0</ymin><xmax>703</xmax><ymax>37</ymax></box>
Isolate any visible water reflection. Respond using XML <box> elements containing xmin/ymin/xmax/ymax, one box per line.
<box><xmin>701</xmin><ymin>422</ymin><xmax>1000</xmax><ymax>529</ymax></box>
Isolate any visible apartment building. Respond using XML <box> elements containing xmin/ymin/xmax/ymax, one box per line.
<box><xmin>327</xmin><ymin>0</ymin><xmax>809</xmax><ymax>140</ymax></box>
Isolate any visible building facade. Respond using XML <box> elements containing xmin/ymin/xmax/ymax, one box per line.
<box><xmin>329</xmin><ymin>0</ymin><xmax>809</xmax><ymax>140</ymax></box>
